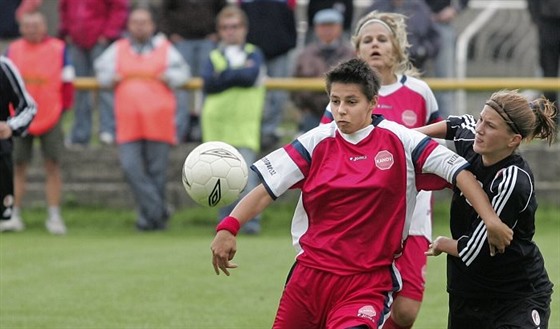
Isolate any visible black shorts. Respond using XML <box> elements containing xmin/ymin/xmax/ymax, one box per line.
<box><xmin>0</xmin><ymin>152</ymin><xmax>14</xmax><ymax>220</ymax></box>
<box><xmin>448</xmin><ymin>293</ymin><xmax>551</xmax><ymax>329</ymax></box>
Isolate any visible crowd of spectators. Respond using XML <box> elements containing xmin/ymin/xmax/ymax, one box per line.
<box><xmin>0</xmin><ymin>0</ymin><xmax>555</xmax><ymax>234</ymax></box>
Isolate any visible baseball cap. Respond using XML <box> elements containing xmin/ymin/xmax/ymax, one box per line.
<box><xmin>313</xmin><ymin>9</ymin><xmax>343</xmax><ymax>25</ymax></box>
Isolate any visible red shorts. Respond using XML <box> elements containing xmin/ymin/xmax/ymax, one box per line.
<box><xmin>273</xmin><ymin>263</ymin><xmax>399</xmax><ymax>329</ymax></box>
<box><xmin>394</xmin><ymin>235</ymin><xmax>429</xmax><ymax>301</ymax></box>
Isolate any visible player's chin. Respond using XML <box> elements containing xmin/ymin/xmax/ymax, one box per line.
<box><xmin>336</xmin><ymin>122</ymin><xmax>352</xmax><ymax>134</ymax></box>
<box><xmin>473</xmin><ymin>141</ymin><xmax>484</xmax><ymax>154</ymax></box>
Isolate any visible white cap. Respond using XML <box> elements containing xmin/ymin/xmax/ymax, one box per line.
<box><xmin>313</xmin><ymin>9</ymin><xmax>343</xmax><ymax>25</ymax></box>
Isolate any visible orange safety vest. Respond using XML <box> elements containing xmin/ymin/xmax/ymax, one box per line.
<box><xmin>114</xmin><ymin>39</ymin><xmax>176</xmax><ymax>144</ymax></box>
<box><xmin>9</xmin><ymin>38</ymin><xmax>64</xmax><ymax>136</ymax></box>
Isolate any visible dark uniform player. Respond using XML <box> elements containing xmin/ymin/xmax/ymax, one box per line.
<box><xmin>422</xmin><ymin>90</ymin><xmax>556</xmax><ymax>329</ymax></box>
<box><xmin>0</xmin><ymin>55</ymin><xmax>35</xmax><ymax>223</ymax></box>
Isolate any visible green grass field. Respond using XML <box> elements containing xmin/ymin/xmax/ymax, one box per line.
<box><xmin>1</xmin><ymin>201</ymin><xmax>558</xmax><ymax>329</ymax></box>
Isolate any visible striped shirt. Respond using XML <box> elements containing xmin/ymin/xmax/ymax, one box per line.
<box><xmin>0</xmin><ymin>55</ymin><xmax>36</xmax><ymax>149</ymax></box>
<box><xmin>445</xmin><ymin>114</ymin><xmax>553</xmax><ymax>299</ymax></box>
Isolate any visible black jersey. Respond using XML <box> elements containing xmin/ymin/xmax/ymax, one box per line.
<box><xmin>444</xmin><ymin>114</ymin><xmax>553</xmax><ymax>299</ymax></box>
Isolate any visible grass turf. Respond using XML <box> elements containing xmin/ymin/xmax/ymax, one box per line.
<box><xmin>1</xmin><ymin>201</ymin><xmax>558</xmax><ymax>328</ymax></box>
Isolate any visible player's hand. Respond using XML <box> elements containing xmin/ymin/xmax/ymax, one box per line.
<box><xmin>0</xmin><ymin>122</ymin><xmax>13</xmax><ymax>139</ymax></box>
<box><xmin>485</xmin><ymin>220</ymin><xmax>513</xmax><ymax>256</ymax></box>
<box><xmin>211</xmin><ymin>230</ymin><xmax>238</xmax><ymax>276</ymax></box>
<box><xmin>425</xmin><ymin>237</ymin><xmax>444</xmax><ymax>257</ymax></box>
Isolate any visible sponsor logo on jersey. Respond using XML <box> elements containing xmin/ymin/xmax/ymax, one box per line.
<box><xmin>357</xmin><ymin>305</ymin><xmax>376</xmax><ymax>321</ymax></box>
<box><xmin>349</xmin><ymin>155</ymin><xmax>368</xmax><ymax>162</ymax></box>
<box><xmin>532</xmin><ymin>309</ymin><xmax>541</xmax><ymax>326</ymax></box>
<box><xmin>402</xmin><ymin>109</ymin><xmax>418</xmax><ymax>127</ymax></box>
<box><xmin>446</xmin><ymin>153</ymin><xmax>460</xmax><ymax>165</ymax></box>
<box><xmin>262</xmin><ymin>157</ymin><xmax>277</xmax><ymax>175</ymax></box>
<box><xmin>375</xmin><ymin>150</ymin><xmax>394</xmax><ymax>170</ymax></box>
<box><xmin>377</xmin><ymin>104</ymin><xmax>392</xmax><ymax>109</ymax></box>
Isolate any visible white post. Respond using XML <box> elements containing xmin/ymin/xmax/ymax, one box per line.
<box><xmin>455</xmin><ymin>1</ymin><xmax>500</xmax><ymax>115</ymax></box>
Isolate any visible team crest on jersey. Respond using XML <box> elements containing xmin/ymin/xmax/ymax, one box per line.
<box><xmin>401</xmin><ymin>110</ymin><xmax>418</xmax><ymax>127</ymax></box>
<box><xmin>532</xmin><ymin>309</ymin><xmax>541</xmax><ymax>326</ymax></box>
<box><xmin>375</xmin><ymin>150</ymin><xmax>394</xmax><ymax>170</ymax></box>
<box><xmin>357</xmin><ymin>305</ymin><xmax>376</xmax><ymax>321</ymax></box>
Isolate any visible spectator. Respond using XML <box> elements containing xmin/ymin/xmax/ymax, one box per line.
<box><xmin>0</xmin><ymin>55</ymin><xmax>36</xmax><ymax>231</ymax></box>
<box><xmin>59</xmin><ymin>0</ymin><xmax>128</xmax><ymax>147</ymax></box>
<box><xmin>239</xmin><ymin>0</ymin><xmax>297</xmax><ymax>150</ymax></box>
<box><xmin>0</xmin><ymin>0</ymin><xmax>42</xmax><ymax>53</ymax></box>
<box><xmin>319</xmin><ymin>11</ymin><xmax>442</xmax><ymax>329</ymax></box>
<box><xmin>306</xmin><ymin>0</ymin><xmax>354</xmax><ymax>43</ymax></box>
<box><xmin>201</xmin><ymin>5</ymin><xmax>266</xmax><ymax>235</ymax></box>
<box><xmin>4</xmin><ymin>11</ymin><xmax>74</xmax><ymax>235</ymax></box>
<box><xmin>527</xmin><ymin>0</ymin><xmax>560</xmax><ymax>112</ymax></box>
<box><xmin>421</xmin><ymin>90</ymin><xmax>556</xmax><ymax>329</ymax></box>
<box><xmin>94</xmin><ymin>5</ymin><xmax>190</xmax><ymax>231</ymax></box>
<box><xmin>210</xmin><ymin>58</ymin><xmax>513</xmax><ymax>328</ymax></box>
<box><xmin>367</xmin><ymin>0</ymin><xmax>440</xmax><ymax>72</ymax></box>
<box><xmin>292</xmin><ymin>9</ymin><xmax>354</xmax><ymax>133</ymax></box>
<box><xmin>425</xmin><ymin>0</ymin><xmax>469</xmax><ymax>117</ymax></box>
<box><xmin>159</xmin><ymin>0</ymin><xmax>227</xmax><ymax>143</ymax></box>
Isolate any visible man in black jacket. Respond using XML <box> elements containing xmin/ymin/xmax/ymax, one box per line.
<box><xmin>0</xmin><ymin>55</ymin><xmax>35</xmax><ymax>230</ymax></box>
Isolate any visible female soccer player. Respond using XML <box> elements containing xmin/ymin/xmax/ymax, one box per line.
<box><xmin>210</xmin><ymin>58</ymin><xmax>513</xmax><ymax>329</ymax></box>
<box><xmin>421</xmin><ymin>90</ymin><xmax>556</xmax><ymax>329</ymax></box>
<box><xmin>320</xmin><ymin>11</ymin><xmax>442</xmax><ymax>328</ymax></box>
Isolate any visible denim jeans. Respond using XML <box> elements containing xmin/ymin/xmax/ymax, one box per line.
<box><xmin>261</xmin><ymin>53</ymin><xmax>291</xmax><ymax>141</ymax></box>
<box><xmin>118</xmin><ymin>140</ymin><xmax>170</xmax><ymax>229</ymax></box>
<box><xmin>218</xmin><ymin>147</ymin><xmax>261</xmax><ymax>230</ymax></box>
<box><xmin>69</xmin><ymin>43</ymin><xmax>114</xmax><ymax>145</ymax></box>
<box><xmin>173</xmin><ymin>39</ymin><xmax>216</xmax><ymax>142</ymax></box>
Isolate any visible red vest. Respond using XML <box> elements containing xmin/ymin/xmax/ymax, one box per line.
<box><xmin>114</xmin><ymin>39</ymin><xmax>176</xmax><ymax>144</ymax></box>
<box><xmin>9</xmin><ymin>37</ymin><xmax>64</xmax><ymax>135</ymax></box>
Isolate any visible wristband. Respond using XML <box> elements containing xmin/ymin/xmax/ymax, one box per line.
<box><xmin>216</xmin><ymin>216</ymin><xmax>240</xmax><ymax>236</ymax></box>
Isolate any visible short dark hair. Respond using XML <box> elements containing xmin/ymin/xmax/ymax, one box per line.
<box><xmin>325</xmin><ymin>58</ymin><xmax>381</xmax><ymax>101</ymax></box>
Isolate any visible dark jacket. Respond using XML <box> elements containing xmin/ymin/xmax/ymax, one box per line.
<box><xmin>239</xmin><ymin>0</ymin><xmax>297</xmax><ymax>60</ymax></box>
<box><xmin>0</xmin><ymin>56</ymin><xmax>36</xmax><ymax>154</ymax></box>
<box><xmin>0</xmin><ymin>0</ymin><xmax>21</xmax><ymax>39</ymax></box>
<box><xmin>425</xmin><ymin>0</ymin><xmax>469</xmax><ymax>13</ymax></box>
<box><xmin>527</xmin><ymin>0</ymin><xmax>560</xmax><ymax>20</ymax></box>
<box><xmin>368</xmin><ymin>0</ymin><xmax>441</xmax><ymax>70</ymax></box>
<box><xmin>159</xmin><ymin>0</ymin><xmax>227</xmax><ymax>39</ymax></box>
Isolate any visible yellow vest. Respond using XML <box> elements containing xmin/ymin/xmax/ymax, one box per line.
<box><xmin>201</xmin><ymin>44</ymin><xmax>265</xmax><ymax>152</ymax></box>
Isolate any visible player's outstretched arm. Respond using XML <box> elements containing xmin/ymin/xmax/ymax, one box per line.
<box><xmin>416</xmin><ymin>120</ymin><xmax>447</xmax><ymax>139</ymax></box>
<box><xmin>455</xmin><ymin>170</ymin><xmax>513</xmax><ymax>256</ymax></box>
<box><xmin>211</xmin><ymin>184</ymin><xmax>273</xmax><ymax>276</ymax></box>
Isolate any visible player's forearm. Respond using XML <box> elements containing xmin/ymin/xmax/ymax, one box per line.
<box><xmin>434</xmin><ymin>236</ymin><xmax>459</xmax><ymax>257</ymax></box>
<box><xmin>230</xmin><ymin>184</ymin><xmax>272</xmax><ymax>226</ymax></box>
<box><xmin>455</xmin><ymin>170</ymin><xmax>513</xmax><ymax>251</ymax></box>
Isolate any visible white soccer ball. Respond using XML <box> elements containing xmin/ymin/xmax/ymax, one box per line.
<box><xmin>182</xmin><ymin>141</ymin><xmax>248</xmax><ymax>207</ymax></box>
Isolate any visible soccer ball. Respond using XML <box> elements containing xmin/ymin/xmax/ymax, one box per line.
<box><xmin>182</xmin><ymin>141</ymin><xmax>248</xmax><ymax>207</ymax></box>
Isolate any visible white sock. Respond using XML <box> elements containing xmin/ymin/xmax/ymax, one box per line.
<box><xmin>48</xmin><ymin>206</ymin><xmax>61</xmax><ymax>219</ymax></box>
<box><xmin>12</xmin><ymin>207</ymin><xmax>21</xmax><ymax>218</ymax></box>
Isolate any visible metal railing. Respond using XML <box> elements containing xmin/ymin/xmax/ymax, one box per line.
<box><xmin>74</xmin><ymin>77</ymin><xmax>560</xmax><ymax>92</ymax></box>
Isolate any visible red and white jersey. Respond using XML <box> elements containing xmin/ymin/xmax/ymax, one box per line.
<box><xmin>252</xmin><ymin>116</ymin><xmax>468</xmax><ymax>275</ymax></box>
<box><xmin>320</xmin><ymin>75</ymin><xmax>442</xmax><ymax>240</ymax></box>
